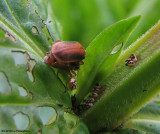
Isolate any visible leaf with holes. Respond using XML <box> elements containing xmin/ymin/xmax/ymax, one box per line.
<box><xmin>0</xmin><ymin>0</ymin><xmax>87</xmax><ymax>133</ymax></box>
<box><xmin>1</xmin><ymin>0</ymin><xmax>160</xmax><ymax>134</ymax></box>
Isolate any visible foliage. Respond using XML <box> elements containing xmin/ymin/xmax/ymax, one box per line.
<box><xmin>0</xmin><ymin>0</ymin><xmax>160</xmax><ymax>134</ymax></box>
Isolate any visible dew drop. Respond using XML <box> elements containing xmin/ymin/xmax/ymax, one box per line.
<box><xmin>32</xmin><ymin>26</ymin><xmax>39</xmax><ymax>35</ymax></box>
<box><xmin>110</xmin><ymin>43</ymin><xmax>123</xmax><ymax>55</ymax></box>
<box><xmin>13</xmin><ymin>112</ymin><xmax>30</xmax><ymax>130</ymax></box>
<box><xmin>0</xmin><ymin>72</ymin><xmax>12</xmax><ymax>94</ymax></box>
<box><xmin>12</xmin><ymin>51</ymin><xmax>28</xmax><ymax>65</ymax></box>
<box><xmin>18</xmin><ymin>86</ymin><xmax>28</xmax><ymax>97</ymax></box>
<box><xmin>38</xmin><ymin>106</ymin><xmax>57</xmax><ymax>125</ymax></box>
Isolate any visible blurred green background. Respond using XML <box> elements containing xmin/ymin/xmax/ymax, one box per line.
<box><xmin>51</xmin><ymin>0</ymin><xmax>160</xmax><ymax>48</ymax></box>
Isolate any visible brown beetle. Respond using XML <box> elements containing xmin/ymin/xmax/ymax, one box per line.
<box><xmin>44</xmin><ymin>41</ymin><xmax>85</xmax><ymax>70</ymax></box>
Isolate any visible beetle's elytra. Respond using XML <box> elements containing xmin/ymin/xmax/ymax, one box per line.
<box><xmin>44</xmin><ymin>41</ymin><xmax>86</xmax><ymax>70</ymax></box>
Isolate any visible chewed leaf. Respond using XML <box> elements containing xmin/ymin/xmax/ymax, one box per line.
<box><xmin>0</xmin><ymin>0</ymin><xmax>70</xmax><ymax>106</ymax></box>
<box><xmin>0</xmin><ymin>0</ymin><xmax>80</xmax><ymax>133</ymax></box>
<box><xmin>0</xmin><ymin>47</ymin><xmax>71</xmax><ymax>106</ymax></box>
<box><xmin>0</xmin><ymin>0</ymin><xmax>61</xmax><ymax>58</ymax></box>
<box><xmin>0</xmin><ymin>105</ymin><xmax>89</xmax><ymax>133</ymax></box>
<box><xmin>76</xmin><ymin>16</ymin><xmax>140</xmax><ymax>104</ymax></box>
<box><xmin>13</xmin><ymin>112</ymin><xmax>30</xmax><ymax>130</ymax></box>
<box><xmin>38</xmin><ymin>106</ymin><xmax>57</xmax><ymax>126</ymax></box>
<box><xmin>12</xmin><ymin>51</ymin><xmax>28</xmax><ymax>65</ymax></box>
<box><xmin>30</xmin><ymin>0</ymin><xmax>62</xmax><ymax>41</ymax></box>
<box><xmin>31</xmin><ymin>26</ymin><xmax>39</xmax><ymax>35</ymax></box>
<box><xmin>0</xmin><ymin>71</ymin><xmax>12</xmax><ymax>94</ymax></box>
<box><xmin>18</xmin><ymin>86</ymin><xmax>28</xmax><ymax>97</ymax></box>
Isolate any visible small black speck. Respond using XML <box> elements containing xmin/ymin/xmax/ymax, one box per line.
<box><xmin>49</xmin><ymin>20</ymin><xmax>52</xmax><ymax>23</ymax></box>
<box><xmin>57</xmin><ymin>104</ymin><xmax>63</xmax><ymax>107</ymax></box>
<box><xmin>143</xmin><ymin>89</ymin><xmax>147</xmax><ymax>92</ymax></box>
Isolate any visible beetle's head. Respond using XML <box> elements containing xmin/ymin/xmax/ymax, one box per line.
<box><xmin>44</xmin><ymin>52</ymin><xmax>56</xmax><ymax>66</ymax></box>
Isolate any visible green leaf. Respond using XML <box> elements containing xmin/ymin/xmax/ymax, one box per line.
<box><xmin>31</xmin><ymin>0</ymin><xmax>62</xmax><ymax>41</ymax></box>
<box><xmin>124</xmin><ymin>101</ymin><xmax>160</xmax><ymax>134</ymax></box>
<box><xmin>0</xmin><ymin>41</ymin><xmax>70</xmax><ymax>106</ymax></box>
<box><xmin>0</xmin><ymin>0</ymin><xmax>70</xmax><ymax>105</ymax></box>
<box><xmin>82</xmin><ymin>19</ymin><xmax>160</xmax><ymax>132</ymax></box>
<box><xmin>0</xmin><ymin>105</ymin><xmax>89</xmax><ymax>134</ymax></box>
<box><xmin>0</xmin><ymin>0</ymin><xmax>50</xmax><ymax>58</ymax></box>
<box><xmin>76</xmin><ymin>16</ymin><xmax>140</xmax><ymax>104</ymax></box>
<box><xmin>0</xmin><ymin>0</ymin><xmax>80</xmax><ymax>133</ymax></box>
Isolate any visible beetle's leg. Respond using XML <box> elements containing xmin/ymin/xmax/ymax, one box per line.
<box><xmin>68</xmin><ymin>70</ymin><xmax>73</xmax><ymax>79</ymax></box>
<box><xmin>79</xmin><ymin>61</ymin><xmax>84</xmax><ymax>65</ymax></box>
<box><xmin>70</xmin><ymin>70</ymin><xmax>77</xmax><ymax>77</ymax></box>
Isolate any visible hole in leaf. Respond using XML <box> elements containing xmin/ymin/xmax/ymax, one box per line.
<box><xmin>18</xmin><ymin>86</ymin><xmax>28</xmax><ymax>97</ymax></box>
<box><xmin>25</xmin><ymin>52</ymin><xmax>36</xmax><ymax>82</ymax></box>
<box><xmin>13</xmin><ymin>112</ymin><xmax>30</xmax><ymax>130</ymax></box>
<box><xmin>110</xmin><ymin>43</ymin><xmax>123</xmax><ymax>55</ymax></box>
<box><xmin>28</xmin><ymin>91</ymin><xmax>34</xmax><ymax>100</ymax></box>
<box><xmin>63</xmin><ymin>112</ymin><xmax>77</xmax><ymax>129</ymax></box>
<box><xmin>12</xmin><ymin>50</ymin><xmax>36</xmax><ymax>82</ymax></box>
<box><xmin>12</xmin><ymin>51</ymin><xmax>28</xmax><ymax>65</ymax></box>
<box><xmin>37</xmin><ymin>106</ymin><xmax>57</xmax><ymax>126</ymax></box>
<box><xmin>42</xmin><ymin>26</ymin><xmax>53</xmax><ymax>45</ymax></box>
<box><xmin>32</xmin><ymin>26</ymin><xmax>39</xmax><ymax>35</ymax></box>
<box><xmin>27</xmin><ymin>72</ymin><xmax>34</xmax><ymax>82</ymax></box>
<box><xmin>0</xmin><ymin>71</ymin><xmax>12</xmax><ymax>94</ymax></box>
<box><xmin>27</xmin><ymin>59</ymin><xmax>36</xmax><ymax>82</ymax></box>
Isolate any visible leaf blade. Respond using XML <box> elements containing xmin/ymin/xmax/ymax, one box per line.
<box><xmin>82</xmin><ymin>19</ymin><xmax>160</xmax><ymax>132</ymax></box>
<box><xmin>76</xmin><ymin>16</ymin><xmax>140</xmax><ymax>104</ymax></box>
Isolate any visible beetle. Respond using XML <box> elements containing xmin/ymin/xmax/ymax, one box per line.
<box><xmin>44</xmin><ymin>41</ymin><xmax>85</xmax><ymax>70</ymax></box>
